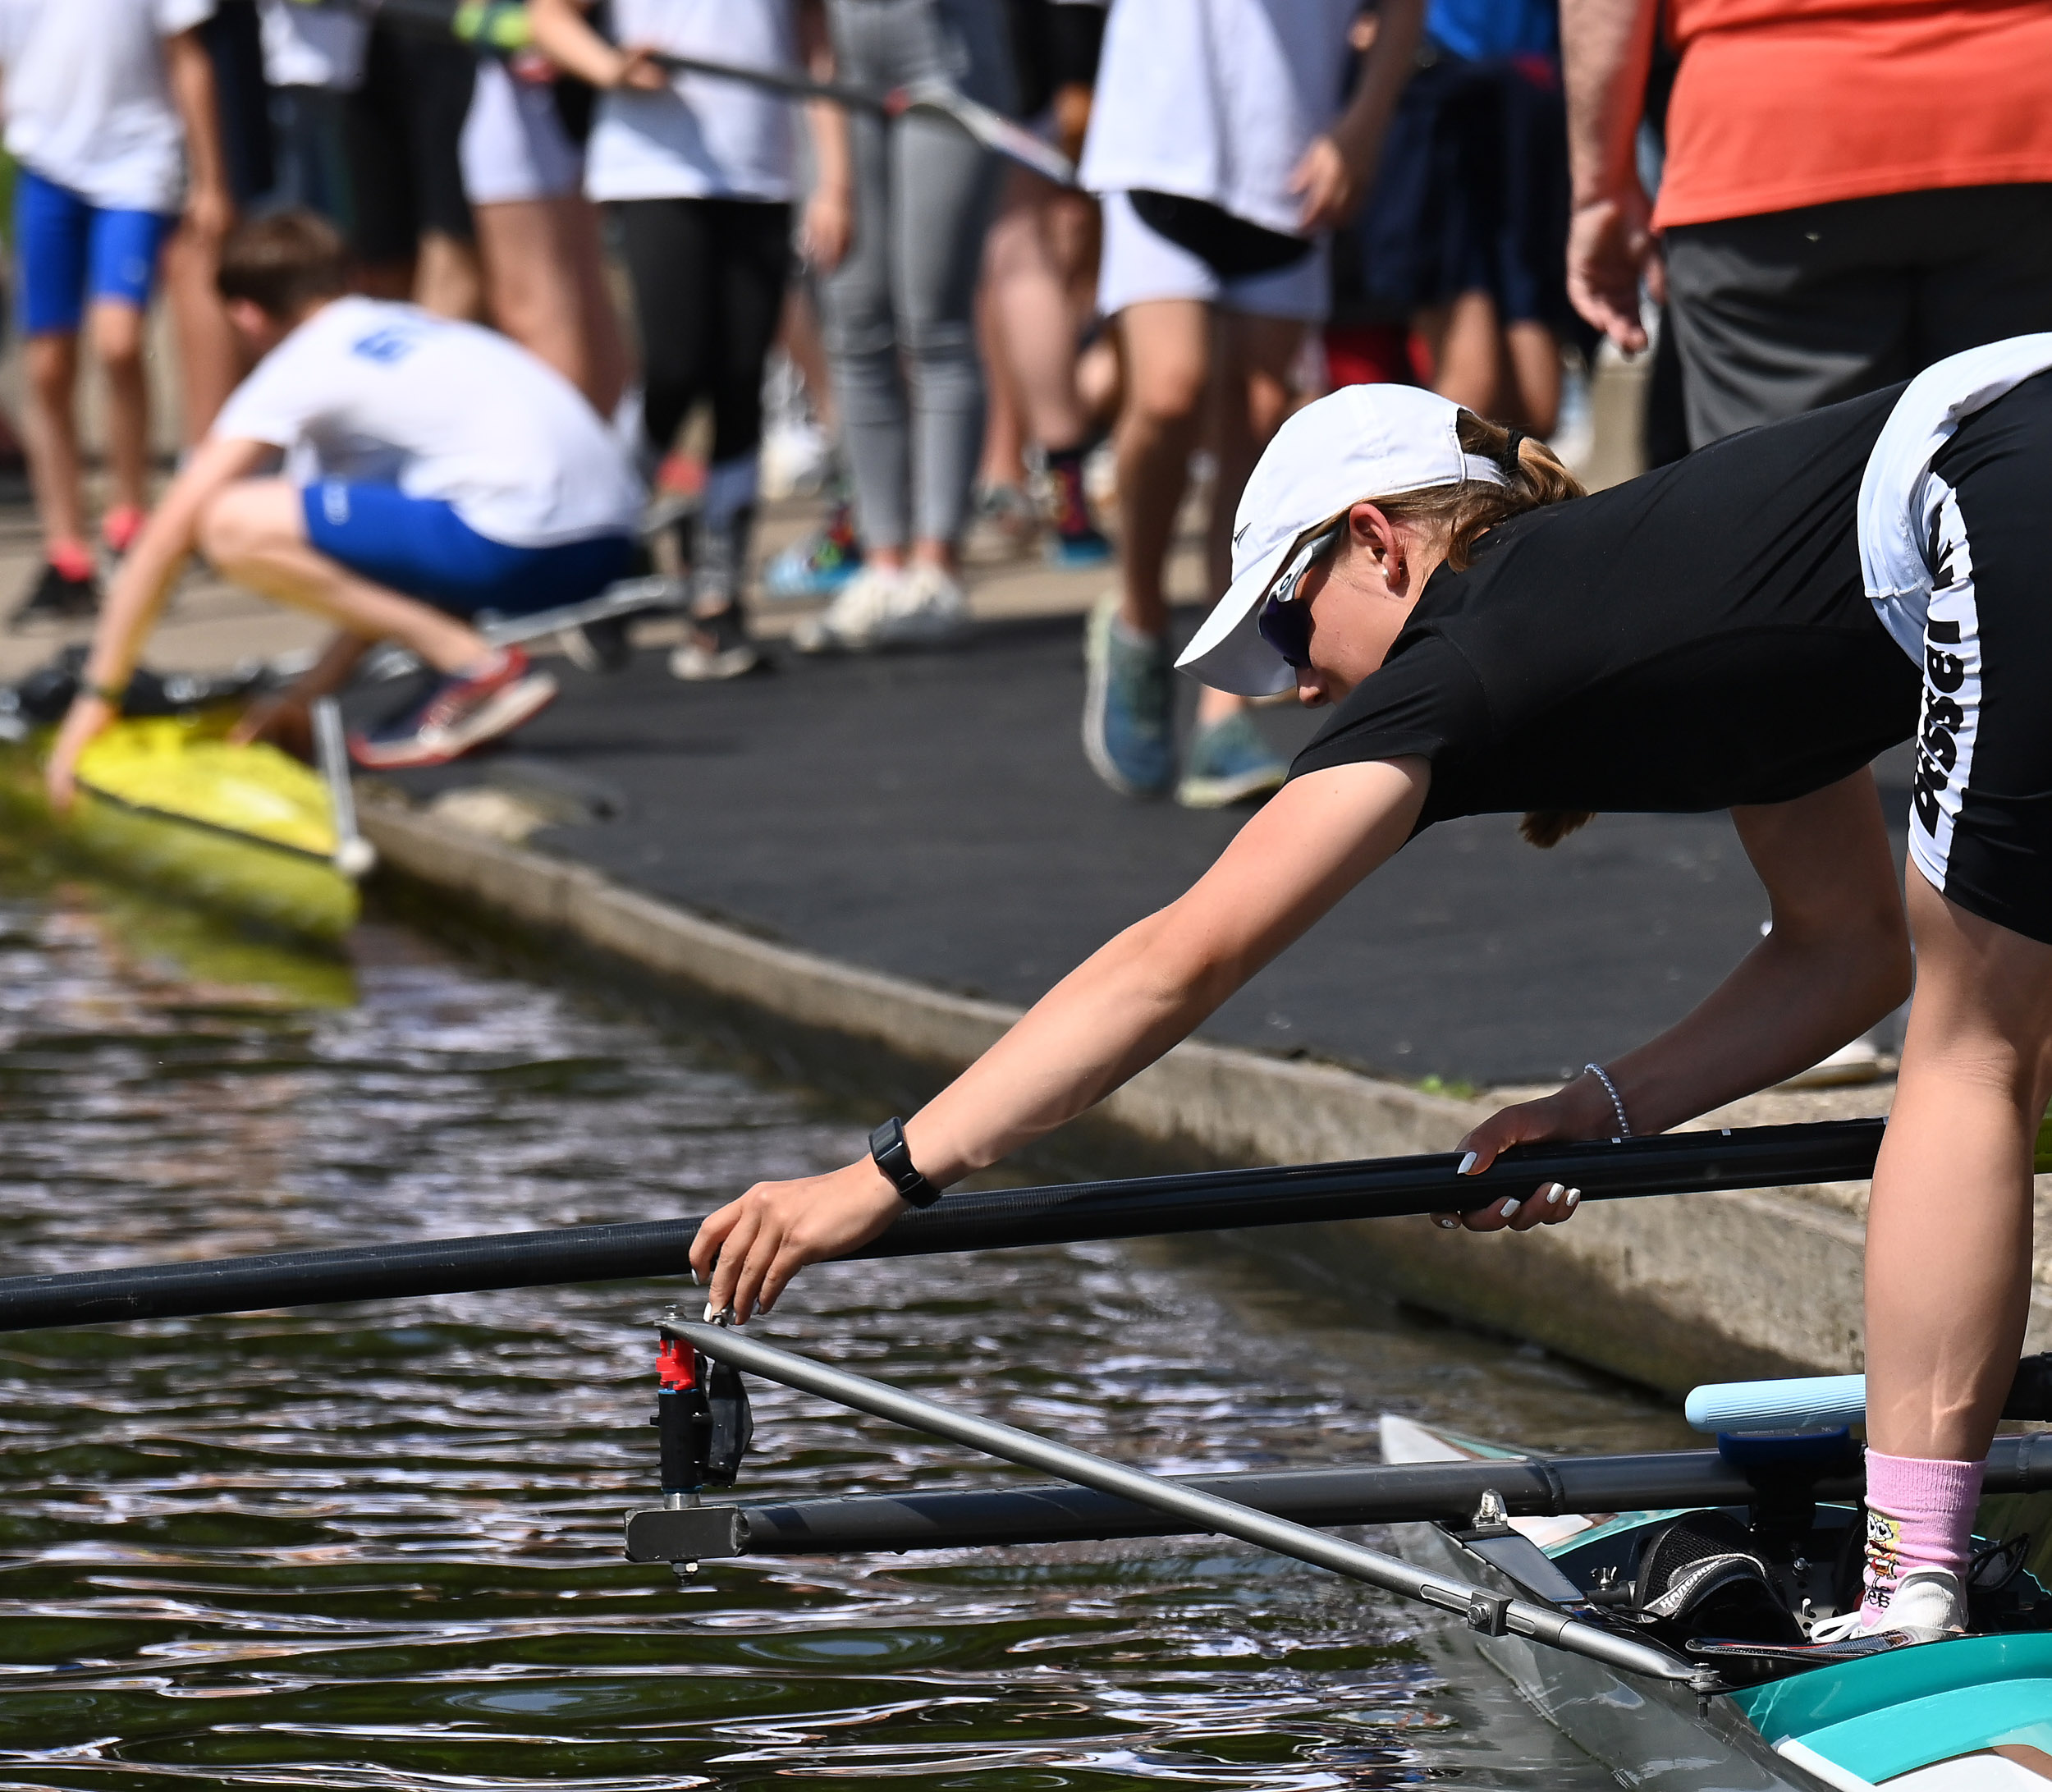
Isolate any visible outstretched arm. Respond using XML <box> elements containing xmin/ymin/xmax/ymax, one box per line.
<box><xmin>1453</xmin><ymin>767</ymin><xmax>1912</xmax><ymax>1230</ymax></box>
<box><xmin>45</xmin><ymin>435</ymin><xmax>272</xmax><ymax>809</ymax></box>
<box><xmin>691</xmin><ymin>758</ymin><xmax>1432</xmax><ymax>1318</ymax></box>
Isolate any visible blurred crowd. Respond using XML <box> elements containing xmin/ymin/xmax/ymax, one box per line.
<box><xmin>5</xmin><ymin>0</ymin><xmax>2050</xmax><ymax>796</ymax></box>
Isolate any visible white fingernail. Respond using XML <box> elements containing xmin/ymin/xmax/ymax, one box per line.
<box><xmin>703</xmin><ymin>1300</ymin><xmax>717</xmax><ymax>1322</ymax></box>
<box><xmin>1500</xmin><ymin>1198</ymin><xmax>1520</xmax><ymax>1219</ymax></box>
<box><xmin>1546</xmin><ymin>1185</ymin><xmax>1561</xmax><ymax>1204</ymax></box>
<box><xmin>1435</xmin><ymin>1216</ymin><xmax>1458</xmax><ymax>1229</ymax></box>
<box><xmin>1565</xmin><ymin>1189</ymin><xmax>1581</xmax><ymax>1209</ymax></box>
<box><xmin>1457</xmin><ymin>1152</ymin><xmax>1478</xmax><ymax>1176</ymax></box>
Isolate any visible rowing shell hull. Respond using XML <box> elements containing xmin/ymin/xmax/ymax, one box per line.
<box><xmin>1381</xmin><ymin>1416</ymin><xmax>2052</xmax><ymax>1790</ymax></box>
<box><xmin>0</xmin><ymin>716</ymin><xmax>359</xmax><ymax>942</ymax></box>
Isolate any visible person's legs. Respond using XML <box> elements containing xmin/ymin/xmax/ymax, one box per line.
<box><xmin>162</xmin><ymin>223</ymin><xmax>244</xmax><ymax>448</ymax></box>
<box><xmin>14</xmin><ymin>171</ymin><xmax>94</xmax><ymax>589</ymax></box>
<box><xmin>474</xmin><ymin>197</ymin><xmax>592</xmax><ymax>396</ymax></box>
<box><xmin>819</xmin><ymin>104</ymin><xmax>910</xmax><ymax>558</ymax></box>
<box><xmin>559</xmin><ymin>195</ymin><xmax>630</xmax><ymax>417</ymax></box>
<box><xmin>613</xmin><ymin>197</ymin><xmax>714</xmax><ymax>477</ymax></box>
<box><xmin>86</xmin><ymin>300</ymin><xmax>150</xmax><ymax>524</ymax></box>
<box><xmin>1504</xmin><ymin>320</ymin><xmax>1562</xmax><ymax>437</ymax></box>
<box><xmin>1171</xmin><ymin>309</ymin><xmax>1300</xmax><ymax>807</ymax></box>
<box><xmin>670</xmin><ymin>199</ymin><xmax>789</xmax><ymax>681</ymax></box>
<box><xmin>893</xmin><ymin>110</ymin><xmax>1001</xmax><ymax>570</ymax></box>
<box><xmin>199</xmin><ymin>479</ymin><xmax>490</xmax><ymax>671</ymax></box>
<box><xmin>1113</xmin><ymin>298</ymin><xmax>1212</xmax><ymax>637</ymax></box>
<box><xmin>404</xmin><ymin>34</ymin><xmax>483</xmax><ymax>319</ymax></box>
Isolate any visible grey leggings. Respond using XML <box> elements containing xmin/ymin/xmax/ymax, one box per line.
<box><xmin>821</xmin><ymin>0</ymin><xmax>1010</xmax><ymax>549</ymax></box>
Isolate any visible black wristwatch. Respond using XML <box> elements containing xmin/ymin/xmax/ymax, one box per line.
<box><xmin>869</xmin><ymin>1116</ymin><xmax>941</xmax><ymax>1208</ymax></box>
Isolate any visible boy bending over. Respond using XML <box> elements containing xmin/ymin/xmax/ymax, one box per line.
<box><xmin>46</xmin><ymin>209</ymin><xmax>643</xmax><ymax>803</ymax></box>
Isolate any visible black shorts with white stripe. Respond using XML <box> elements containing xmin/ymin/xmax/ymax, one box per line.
<box><xmin>1910</xmin><ymin>369</ymin><xmax>2052</xmax><ymax>943</ymax></box>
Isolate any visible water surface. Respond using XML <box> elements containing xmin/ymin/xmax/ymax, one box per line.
<box><xmin>0</xmin><ymin>848</ymin><xmax>1692</xmax><ymax>1788</ymax></box>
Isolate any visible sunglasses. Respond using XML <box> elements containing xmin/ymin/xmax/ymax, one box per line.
<box><xmin>1255</xmin><ymin>519</ymin><xmax>1345</xmax><ymax>668</ymax></box>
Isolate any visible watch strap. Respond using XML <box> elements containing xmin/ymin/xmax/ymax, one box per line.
<box><xmin>869</xmin><ymin>1116</ymin><xmax>941</xmax><ymax>1208</ymax></box>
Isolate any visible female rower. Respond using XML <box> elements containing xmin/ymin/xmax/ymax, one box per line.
<box><xmin>693</xmin><ymin>335</ymin><xmax>2052</xmax><ymax>1644</ymax></box>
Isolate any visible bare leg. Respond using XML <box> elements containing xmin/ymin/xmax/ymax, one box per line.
<box><xmin>1505</xmin><ymin>320</ymin><xmax>1563</xmax><ymax>438</ymax></box>
<box><xmin>560</xmin><ymin>196</ymin><xmax>630</xmax><ymax>416</ymax></box>
<box><xmin>1865</xmin><ymin>866</ymin><xmax>2052</xmax><ymax>1464</ymax></box>
<box><xmin>89</xmin><ymin>300</ymin><xmax>151</xmax><ymax>518</ymax></box>
<box><xmin>22</xmin><ymin>332</ymin><xmax>86</xmax><ymax>550</ymax></box>
<box><xmin>1425</xmin><ymin>290</ymin><xmax>1507</xmax><ymax>422</ymax></box>
<box><xmin>986</xmin><ymin>171</ymin><xmax>1092</xmax><ymax>454</ymax></box>
<box><xmin>197</xmin><ymin>479</ymin><xmax>488</xmax><ymax>672</ymax></box>
<box><xmin>1114</xmin><ymin>298</ymin><xmax>1211</xmax><ymax>637</ymax></box>
<box><xmin>414</xmin><ymin>228</ymin><xmax>483</xmax><ymax>321</ymax></box>
<box><xmin>976</xmin><ymin>269</ymin><xmax>1028</xmax><ymax>491</ymax></box>
<box><xmin>1193</xmin><ymin>310</ymin><xmax>1303</xmax><ymax>728</ymax></box>
<box><xmin>161</xmin><ymin>224</ymin><xmax>245</xmax><ymax>444</ymax></box>
<box><xmin>474</xmin><ymin>198</ymin><xmax>591</xmax><ymax>396</ymax></box>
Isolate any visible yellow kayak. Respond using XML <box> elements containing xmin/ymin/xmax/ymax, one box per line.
<box><xmin>0</xmin><ymin>713</ymin><xmax>362</xmax><ymax>943</ymax></box>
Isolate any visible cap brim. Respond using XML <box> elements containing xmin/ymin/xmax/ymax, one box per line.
<box><xmin>1175</xmin><ymin>535</ymin><xmax>1297</xmax><ymax>697</ymax></box>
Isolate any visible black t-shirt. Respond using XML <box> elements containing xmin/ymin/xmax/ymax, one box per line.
<box><xmin>1290</xmin><ymin>383</ymin><xmax>1923</xmax><ymax>829</ymax></box>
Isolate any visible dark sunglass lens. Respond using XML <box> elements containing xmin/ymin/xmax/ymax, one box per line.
<box><xmin>1257</xmin><ymin>595</ymin><xmax>1312</xmax><ymax>667</ymax></box>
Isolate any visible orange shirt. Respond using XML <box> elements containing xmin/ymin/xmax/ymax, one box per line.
<box><xmin>1653</xmin><ymin>0</ymin><xmax>2052</xmax><ymax>231</ymax></box>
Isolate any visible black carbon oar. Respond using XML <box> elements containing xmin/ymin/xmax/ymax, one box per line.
<box><xmin>386</xmin><ymin>0</ymin><xmax>1079</xmax><ymax>185</ymax></box>
<box><xmin>0</xmin><ymin>1120</ymin><xmax>1884</xmax><ymax>1333</ymax></box>
<box><xmin>632</xmin><ymin>1354</ymin><xmax>2052</xmax><ymax>1565</ymax></box>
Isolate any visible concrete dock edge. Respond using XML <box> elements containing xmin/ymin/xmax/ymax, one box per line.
<box><xmin>360</xmin><ymin>798</ymin><xmax>2051</xmax><ymax>1393</ymax></box>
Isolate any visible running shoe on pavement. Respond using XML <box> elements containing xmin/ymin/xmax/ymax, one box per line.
<box><xmin>793</xmin><ymin>562</ymin><xmax>970</xmax><ymax>653</ymax></box>
<box><xmin>1176</xmin><ymin>710</ymin><xmax>1289</xmax><ymax>809</ymax></box>
<box><xmin>348</xmin><ymin>647</ymin><xmax>557</xmax><ymax>769</ymax></box>
<box><xmin>764</xmin><ymin>507</ymin><xmax>863</xmax><ymax>601</ymax></box>
<box><xmin>671</xmin><ymin>605</ymin><xmax>767</xmax><ymax>681</ymax></box>
<box><xmin>1807</xmin><ymin>1568</ymin><xmax>1967</xmax><ymax>1646</ymax></box>
<box><xmin>9</xmin><ymin>561</ymin><xmax>99</xmax><ymax>630</ymax></box>
<box><xmin>1082</xmin><ymin>592</ymin><xmax>1175</xmax><ymax>798</ymax></box>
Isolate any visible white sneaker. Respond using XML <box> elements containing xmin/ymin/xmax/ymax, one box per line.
<box><xmin>1807</xmin><ymin>1567</ymin><xmax>1967</xmax><ymax>1644</ymax></box>
<box><xmin>792</xmin><ymin>565</ymin><xmax>906</xmax><ymax>654</ymax></box>
<box><xmin>877</xmin><ymin>562</ymin><xmax>970</xmax><ymax>648</ymax></box>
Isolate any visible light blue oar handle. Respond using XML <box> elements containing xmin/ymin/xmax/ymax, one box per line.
<box><xmin>1685</xmin><ymin>1373</ymin><xmax>1866</xmax><ymax>1434</ymax></box>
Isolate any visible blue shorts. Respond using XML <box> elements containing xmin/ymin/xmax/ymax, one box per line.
<box><xmin>14</xmin><ymin>168</ymin><xmax>173</xmax><ymax>336</ymax></box>
<box><xmin>302</xmin><ymin>481</ymin><xmax>636</xmax><ymax>618</ymax></box>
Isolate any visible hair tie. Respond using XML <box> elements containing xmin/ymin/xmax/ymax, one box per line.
<box><xmin>1501</xmin><ymin>429</ymin><xmax>1528</xmax><ymax>470</ymax></box>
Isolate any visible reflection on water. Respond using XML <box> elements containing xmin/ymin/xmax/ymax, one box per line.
<box><xmin>0</xmin><ymin>845</ymin><xmax>1691</xmax><ymax>1788</ymax></box>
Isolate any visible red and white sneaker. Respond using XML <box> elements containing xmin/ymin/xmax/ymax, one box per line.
<box><xmin>347</xmin><ymin>648</ymin><xmax>558</xmax><ymax>770</ymax></box>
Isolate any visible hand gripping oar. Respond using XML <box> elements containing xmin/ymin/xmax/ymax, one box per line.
<box><xmin>673</xmin><ymin>1320</ymin><xmax>1710</xmax><ymax>1691</ymax></box>
<box><xmin>0</xmin><ymin>1121</ymin><xmax>1884</xmax><ymax>1333</ymax></box>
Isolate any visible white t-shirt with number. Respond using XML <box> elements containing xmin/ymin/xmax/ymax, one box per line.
<box><xmin>584</xmin><ymin>0</ymin><xmax>798</xmax><ymax>204</ymax></box>
<box><xmin>0</xmin><ymin>0</ymin><xmax>216</xmax><ymax>213</ymax></box>
<box><xmin>1079</xmin><ymin>0</ymin><xmax>1358</xmax><ymax>236</ymax></box>
<box><xmin>213</xmin><ymin>298</ymin><xmax>644</xmax><ymax>548</ymax></box>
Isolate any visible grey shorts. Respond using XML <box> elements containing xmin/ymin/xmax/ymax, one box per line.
<box><xmin>1663</xmin><ymin>182</ymin><xmax>2052</xmax><ymax>450</ymax></box>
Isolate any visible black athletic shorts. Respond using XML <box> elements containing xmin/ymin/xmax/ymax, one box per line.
<box><xmin>1907</xmin><ymin>369</ymin><xmax>2052</xmax><ymax>943</ymax></box>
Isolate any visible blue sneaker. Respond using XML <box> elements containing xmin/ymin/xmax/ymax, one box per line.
<box><xmin>1047</xmin><ymin>525</ymin><xmax>1113</xmax><ymax>571</ymax></box>
<box><xmin>763</xmin><ymin>512</ymin><xmax>862</xmax><ymax>601</ymax></box>
<box><xmin>1175</xmin><ymin>711</ymin><xmax>1288</xmax><ymax>809</ymax></box>
<box><xmin>1082</xmin><ymin>594</ymin><xmax>1175</xmax><ymax>798</ymax></box>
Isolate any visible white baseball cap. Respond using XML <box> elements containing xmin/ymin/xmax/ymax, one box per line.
<box><xmin>1175</xmin><ymin>385</ymin><xmax>1509</xmax><ymax>697</ymax></box>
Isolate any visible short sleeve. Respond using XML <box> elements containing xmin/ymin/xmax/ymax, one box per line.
<box><xmin>1288</xmin><ymin>633</ymin><xmax>1490</xmax><ymax>781</ymax></box>
<box><xmin>157</xmin><ymin>0</ymin><xmax>216</xmax><ymax>36</ymax></box>
<box><xmin>210</xmin><ymin>333</ymin><xmax>332</xmax><ymax>449</ymax></box>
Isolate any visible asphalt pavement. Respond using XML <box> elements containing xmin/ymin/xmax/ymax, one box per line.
<box><xmin>378</xmin><ymin>605</ymin><xmax>1917</xmax><ymax>1088</ymax></box>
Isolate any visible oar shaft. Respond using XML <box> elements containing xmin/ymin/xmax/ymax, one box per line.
<box><xmin>0</xmin><ymin>1120</ymin><xmax>1885</xmax><ymax>1333</ymax></box>
<box><xmin>676</xmin><ymin>1321</ymin><xmax>1698</xmax><ymax>1686</ymax></box>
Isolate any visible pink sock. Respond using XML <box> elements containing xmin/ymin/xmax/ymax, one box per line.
<box><xmin>1859</xmin><ymin>1449</ymin><xmax>1983</xmax><ymax>1625</ymax></box>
